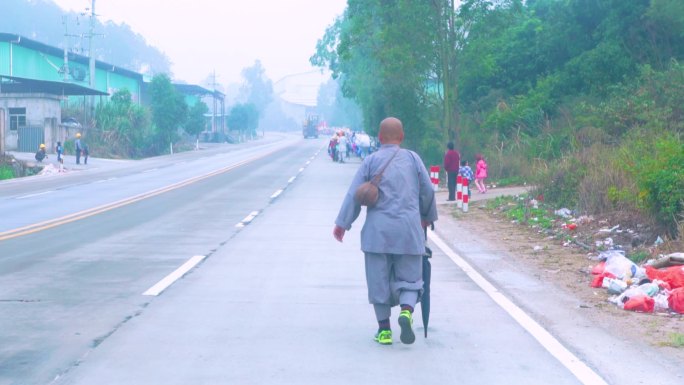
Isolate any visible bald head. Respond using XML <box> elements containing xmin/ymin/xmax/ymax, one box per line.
<box><xmin>378</xmin><ymin>117</ymin><xmax>404</xmax><ymax>145</ymax></box>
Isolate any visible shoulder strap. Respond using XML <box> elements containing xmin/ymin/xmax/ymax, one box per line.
<box><xmin>370</xmin><ymin>148</ymin><xmax>401</xmax><ymax>184</ymax></box>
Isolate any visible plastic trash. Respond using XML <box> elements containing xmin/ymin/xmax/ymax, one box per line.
<box><xmin>554</xmin><ymin>208</ymin><xmax>572</xmax><ymax>218</ymax></box>
<box><xmin>645</xmin><ymin>265</ymin><xmax>684</xmax><ymax>289</ymax></box>
<box><xmin>668</xmin><ymin>288</ymin><xmax>684</xmax><ymax>313</ymax></box>
<box><xmin>591</xmin><ymin>271</ymin><xmax>616</xmax><ymax>288</ymax></box>
<box><xmin>637</xmin><ymin>282</ymin><xmax>659</xmax><ymax>297</ymax></box>
<box><xmin>623</xmin><ymin>294</ymin><xmax>655</xmax><ymax>313</ymax></box>
<box><xmin>603</xmin><ymin>251</ymin><xmax>639</xmax><ymax>279</ymax></box>
<box><xmin>602</xmin><ymin>278</ymin><xmax>628</xmax><ymax>294</ymax></box>
<box><xmin>653</xmin><ymin>293</ymin><xmax>670</xmax><ymax>312</ymax></box>
<box><xmin>591</xmin><ymin>261</ymin><xmax>606</xmax><ymax>275</ymax></box>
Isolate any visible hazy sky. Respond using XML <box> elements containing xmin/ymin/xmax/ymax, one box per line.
<box><xmin>51</xmin><ymin>0</ymin><xmax>347</xmax><ymax>87</ymax></box>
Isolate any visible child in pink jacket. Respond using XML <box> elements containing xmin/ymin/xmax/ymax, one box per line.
<box><xmin>475</xmin><ymin>154</ymin><xmax>488</xmax><ymax>193</ymax></box>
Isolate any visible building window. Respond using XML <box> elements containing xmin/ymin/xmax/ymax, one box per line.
<box><xmin>9</xmin><ymin>107</ymin><xmax>26</xmax><ymax>131</ymax></box>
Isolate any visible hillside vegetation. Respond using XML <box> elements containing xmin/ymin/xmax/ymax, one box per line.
<box><xmin>312</xmin><ymin>0</ymin><xmax>684</xmax><ymax>237</ymax></box>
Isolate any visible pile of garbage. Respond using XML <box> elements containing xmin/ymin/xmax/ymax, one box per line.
<box><xmin>37</xmin><ymin>164</ymin><xmax>67</xmax><ymax>176</ymax></box>
<box><xmin>590</xmin><ymin>251</ymin><xmax>684</xmax><ymax>314</ymax></box>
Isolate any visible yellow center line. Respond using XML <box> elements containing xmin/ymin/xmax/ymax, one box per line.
<box><xmin>0</xmin><ymin>149</ymin><xmax>279</xmax><ymax>241</ymax></box>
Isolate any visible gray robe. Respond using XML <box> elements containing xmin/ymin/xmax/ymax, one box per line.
<box><xmin>335</xmin><ymin>144</ymin><xmax>438</xmax><ymax>255</ymax></box>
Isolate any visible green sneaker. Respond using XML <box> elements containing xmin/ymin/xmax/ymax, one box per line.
<box><xmin>398</xmin><ymin>310</ymin><xmax>415</xmax><ymax>344</ymax></box>
<box><xmin>374</xmin><ymin>329</ymin><xmax>392</xmax><ymax>345</ymax></box>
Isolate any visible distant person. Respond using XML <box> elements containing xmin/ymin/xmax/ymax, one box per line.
<box><xmin>329</xmin><ymin>135</ymin><xmax>339</xmax><ymax>162</ymax></box>
<box><xmin>336</xmin><ymin>132</ymin><xmax>348</xmax><ymax>163</ymax></box>
<box><xmin>459</xmin><ymin>160</ymin><xmax>474</xmax><ymax>197</ymax></box>
<box><xmin>333</xmin><ymin>117</ymin><xmax>437</xmax><ymax>346</ymax></box>
<box><xmin>35</xmin><ymin>144</ymin><xmax>47</xmax><ymax>162</ymax></box>
<box><xmin>356</xmin><ymin>132</ymin><xmax>371</xmax><ymax>159</ymax></box>
<box><xmin>75</xmin><ymin>133</ymin><xmax>82</xmax><ymax>165</ymax></box>
<box><xmin>56</xmin><ymin>141</ymin><xmax>63</xmax><ymax>164</ymax></box>
<box><xmin>82</xmin><ymin>143</ymin><xmax>89</xmax><ymax>165</ymax></box>
<box><xmin>443</xmin><ymin>142</ymin><xmax>460</xmax><ymax>201</ymax></box>
<box><xmin>475</xmin><ymin>153</ymin><xmax>488</xmax><ymax>193</ymax></box>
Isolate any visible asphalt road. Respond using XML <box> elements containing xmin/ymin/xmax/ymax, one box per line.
<box><xmin>1</xmin><ymin>135</ymin><xmax>677</xmax><ymax>385</ymax></box>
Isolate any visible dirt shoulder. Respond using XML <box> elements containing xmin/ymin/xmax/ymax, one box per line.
<box><xmin>433</xmin><ymin>186</ymin><xmax>684</xmax><ymax>362</ymax></box>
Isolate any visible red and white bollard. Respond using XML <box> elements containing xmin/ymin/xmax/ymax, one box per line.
<box><xmin>456</xmin><ymin>175</ymin><xmax>463</xmax><ymax>207</ymax></box>
<box><xmin>430</xmin><ymin>165</ymin><xmax>440</xmax><ymax>191</ymax></box>
<box><xmin>462</xmin><ymin>183</ymin><xmax>469</xmax><ymax>212</ymax></box>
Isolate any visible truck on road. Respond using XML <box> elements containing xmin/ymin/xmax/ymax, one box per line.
<box><xmin>302</xmin><ymin>115</ymin><xmax>319</xmax><ymax>139</ymax></box>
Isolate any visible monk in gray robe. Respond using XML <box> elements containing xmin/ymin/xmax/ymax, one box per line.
<box><xmin>333</xmin><ymin>117</ymin><xmax>438</xmax><ymax>345</ymax></box>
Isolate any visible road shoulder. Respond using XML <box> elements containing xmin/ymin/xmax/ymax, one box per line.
<box><xmin>432</xmin><ymin>187</ymin><xmax>684</xmax><ymax>384</ymax></box>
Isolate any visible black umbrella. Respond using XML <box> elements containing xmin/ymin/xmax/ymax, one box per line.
<box><xmin>421</xmin><ymin>225</ymin><xmax>433</xmax><ymax>338</ymax></box>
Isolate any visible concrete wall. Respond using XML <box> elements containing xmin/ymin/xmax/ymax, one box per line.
<box><xmin>0</xmin><ymin>93</ymin><xmax>61</xmax><ymax>151</ymax></box>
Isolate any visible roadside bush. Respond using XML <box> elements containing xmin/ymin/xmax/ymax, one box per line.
<box><xmin>534</xmin><ymin>155</ymin><xmax>585</xmax><ymax>210</ymax></box>
<box><xmin>621</xmin><ymin>131</ymin><xmax>684</xmax><ymax>236</ymax></box>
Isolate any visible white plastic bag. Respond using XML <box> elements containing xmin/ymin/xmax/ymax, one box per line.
<box><xmin>603</xmin><ymin>251</ymin><xmax>638</xmax><ymax>280</ymax></box>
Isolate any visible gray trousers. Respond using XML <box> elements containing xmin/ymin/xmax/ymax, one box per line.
<box><xmin>364</xmin><ymin>252</ymin><xmax>423</xmax><ymax>321</ymax></box>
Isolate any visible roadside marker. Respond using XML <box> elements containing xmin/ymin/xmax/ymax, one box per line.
<box><xmin>428</xmin><ymin>230</ymin><xmax>608</xmax><ymax>385</ymax></box>
<box><xmin>143</xmin><ymin>255</ymin><xmax>206</xmax><ymax>296</ymax></box>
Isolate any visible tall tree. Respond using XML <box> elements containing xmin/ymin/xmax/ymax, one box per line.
<box><xmin>149</xmin><ymin>74</ymin><xmax>188</xmax><ymax>147</ymax></box>
<box><xmin>239</xmin><ymin>60</ymin><xmax>273</xmax><ymax>114</ymax></box>
<box><xmin>185</xmin><ymin>101</ymin><xmax>209</xmax><ymax>139</ymax></box>
<box><xmin>312</xmin><ymin>0</ymin><xmax>438</xmax><ymax>155</ymax></box>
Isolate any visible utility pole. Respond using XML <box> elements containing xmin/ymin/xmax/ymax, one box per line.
<box><xmin>88</xmin><ymin>0</ymin><xmax>96</xmax><ymax>90</ymax></box>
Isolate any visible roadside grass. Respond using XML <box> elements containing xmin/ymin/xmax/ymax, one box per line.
<box><xmin>660</xmin><ymin>333</ymin><xmax>684</xmax><ymax>348</ymax></box>
<box><xmin>485</xmin><ymin>194</ymin><xmax>555</xmax><ymax>230</ymax></box>
<box><xmin>628</xmin><ymin>249</ymin><xmax>651</xmax><ymax>264</ymax></box>
<box><xmin>0</xmin><ymin>165</ymin><xmax>14</xmax><ymax>180</ymax></box>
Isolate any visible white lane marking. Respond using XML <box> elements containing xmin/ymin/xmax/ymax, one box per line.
<box><xmin>288</xmin><ymin>176</ymin><xmax>296</xmax><ymax>184</ymax></box>
<box><xmin>235</xmin><ymin>211</ymin><xmax>259</xmax><ymax>228</ymax></box>
<box><xmin>16</xmin><ymin>191</ymin><xmax>54</xmax><ymax>200</ymax></box>
<box><xmin>143</xmin><ymin>255</ymin><xmax>206</xmax><ymax>296</ymax></box>
<box><xmin>305</xmin><ymin>160</ymin><xmax>310</xmax><ymax>165</ymax></box>
<box><xmin>298</xmin><ymin>167</ymin><xmax>305</xmax><ymax>173</ymax></box>
<box><xmin>428</xmin><ymin>230</ymin><xmax>608</xmax><ymax>385</ymax></box>
<box><xmin>270</xmin><ymin>189</ymin><xmax>283</xmax><ymax>199</ymax></box>
<box><xmin>242</xmin><ymin>211</ymin><xmax>259</xmax><ymax>223</ymax></box>
<box><xmin>142</xmin><ymin>168</ymin><xmax>158</xmax><ymax>173</ymax></box>
<box><xmin>93</xmin><ymin>177</ymin><xmax>116</xmax><ymax>184</ymax></box>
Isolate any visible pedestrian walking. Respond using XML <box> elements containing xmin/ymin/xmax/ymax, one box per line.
<box><xmin>336</xmin><ymin>132</ymin><xmax>348</xmax><ymax>163</ymax></box>
<box><xmin>74</xmin><ymin>133</ymin><xmax>82</xmax><ymax>165</ymax></box>
<box><xmin>475</xmin><ymin>153</ymin><xmax>488</xmax><ymax>193</ymax></box>
<box><xmin>56</xmin><ymin>141</ymin><xmax>63</xmax><ymax>164</ymax></box>
<box><xmin>443</xmin><ymin>142</ymin><xmax>460</xmax><ymax>201</ymax></box>
<box><xmin>83</xmin><ymin>143</ymin><xmax>89</xmax><ymax>165</ymax></box>
<box><xmin>459</xmin><ymin>160</ymin><xmax>474</xmax><ymax>198</ymax></box>
<box><xmin>333</xmin><ymin>117</ymin><xmax>438</xmax><ymax>345</ymax></box>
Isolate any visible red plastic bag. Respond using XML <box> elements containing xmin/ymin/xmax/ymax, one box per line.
<box><xmin>590</xmin><ymin>271</ymin><xmax>615</xmax><ymax>288</ymax></box>
<box><xmin>645</xmin><ymin>266</ymin><xmax>684</xmax><ymax>289</ymax></box>
<box><xmin>668</xmin><ymin>288</ymin><xmax>684</xmax><ymax>314</ymax></box>
<box><xmin>623</xmin><ymin>295</ymin><xmax>655</xmax><ymax>313</ymax></box>
<box><xmin>591</xmin><ymin>261</ymin><xmax>606</xmax><ymax>275</ymax></box>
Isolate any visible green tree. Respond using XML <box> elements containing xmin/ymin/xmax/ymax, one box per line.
<box><xmin>227</xmin><ymin>103</ymin><xmax>259</xmax><ymax>138</ymax></box>
<box><xmin>312</xmin><ymin>0</ymin><xmax>441</xmax><ymax>162</ymax></box>
<box><xmin>149</xmin><ymin>74</ymin><xmax>188</xmax><ymax>148</ymax></box>
<box><xmin>185</xmin><ymin>101</ymin><xmax>209</xmax><ymax>139</ymax></box>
